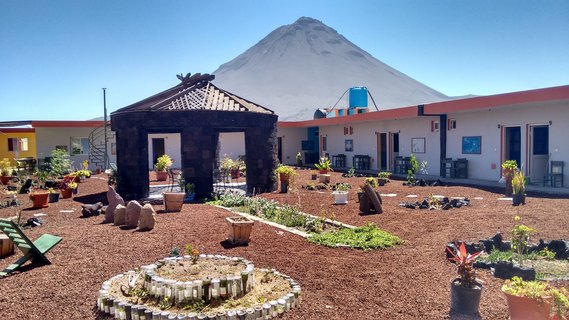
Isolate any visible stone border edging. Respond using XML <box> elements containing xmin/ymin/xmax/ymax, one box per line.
<box><xmin>97</xmin><ymin>255</ymin><xmax>302</xmax><ymax>319</ymax></box>
<box><xmin>215</xmin><ymin>205</ymin><xmax>356</xmax><ymax>239</ymax></box>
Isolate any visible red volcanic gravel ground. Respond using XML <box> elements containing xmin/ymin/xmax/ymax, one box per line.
<box><xmin>0</xmin><ymin>170</ymin><xmax>568</xmax><ymax>319</ymax></box>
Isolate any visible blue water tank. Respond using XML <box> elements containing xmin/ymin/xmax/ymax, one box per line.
<box><xmin>349</xmin><ymin>87</ymin><xmax>368</xmax><ymax>109</ymax></box>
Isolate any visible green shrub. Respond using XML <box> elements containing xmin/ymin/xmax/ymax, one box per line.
<box><xmin>308</xmin><ymin>223</ymin><xmax>404</xmax><ymax>251</ymax></box>
<box><xmin>49</xmin><ymin>149</ymin><xmax>72</xmax><ymax>178</ymax></box>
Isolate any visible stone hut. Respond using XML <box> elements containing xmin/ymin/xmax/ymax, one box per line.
<box><xmin>110</xmin><ymin>73</ymin><xmax>278</xmax><ymax>199</ymax></box>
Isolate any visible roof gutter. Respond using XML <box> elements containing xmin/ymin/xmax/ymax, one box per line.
<box><xmin>417</xmin><ymin>104</ymin><xmax>448</xmax><ymax>170</ymax></box>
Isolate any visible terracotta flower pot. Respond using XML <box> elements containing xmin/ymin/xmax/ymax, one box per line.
<box><xmin>29</xmin><ymin>193</ymin><xmax>49</xmax><ymax>209</ymax></box>
<box><xmin>60</xmin><ymin>188</ymin><xmax>73</xmax><ymax>199</ymax></box>
<box><xmin>504</xmin><ymin>292</ymin><xmax>551</xmax><ymax>320</ymax></box>
<box><xmin>279</xmin><ymin>173</ymin><xmax>290</xmax><ymax>183</ymax></box>
<box><xmin>230</xmin><ymin>169</ymin><xmax>240</xmax><ymax>179</ymax></box>
<box><xmin>163</xmin><ymin>192</ymin><xmax>185</xmax><ymax>212</ymax></box>
<box><xmin>155</xmin><ymin>171</ymin><xmax>168</xmax><ymax>181</ymax></box>
<box><xmin>226</xmin><ymin>216</ymin><xmax>254</xmax><ymax>245</ymax></box>
<box><xmin>0</xmin><ymin>176</ymin><xmax>11</xmax><ymax>185</ymax></box>
<box><xmin>319</xmin><ymin>169</ymin><xmax>329</xmax><ymax>174</ymax></box>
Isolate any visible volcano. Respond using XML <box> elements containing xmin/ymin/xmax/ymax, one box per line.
<box><xmin>213</xmin><ymin>17</ymin><xmax>450</xmax><ymax>120</ymax></box>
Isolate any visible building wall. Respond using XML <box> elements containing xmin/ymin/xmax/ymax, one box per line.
<box><xmin>0</xmin><ymin>131</ymin><xmax>37</xmax><ymax>165</ymax></box>
<box><xmin>279</xmin><ymin>98</ymin><xmax>568</xmax><ymax>184</ymax></box>
<box><xmin>147</xmin><ymin>133</ymin><xmax>182</xmax><ymax>169</ymax></box>
<box><xmin>318</xmin><ymin>117</ymin><xmax>440</xmax><ymax>174</ymax></box>
<box><xmin>35</xmin><ymin>127</ymin><xmax>116</xmax><ymax>170</ymax></box>
<box><xmin>218</xmin><ymin>132</ymin><xmax>245</xmax><ymax>160</ymax></box>
<box><xmin>277</xmin><ymin>127</ymin><xmax>307</xmax><ymax>165</ymax></box>
<box><xmin>445</xmin><ymin>100</ymin><xmax>569</xmax><ymax>182</ymax></box>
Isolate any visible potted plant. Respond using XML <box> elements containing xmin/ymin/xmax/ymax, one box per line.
<box><xmin>59</xmin><ymin>177</ymin><xmax>77</xmax><ymax>199</ymax></box>
<box><xmin>164</xmin><ymin>177</ymin><xmax>186</xmax><ymax>212</ymax></box>
<box><xmin>154</xmin><ymin>154</ymin><xmax>172</xmax><ymax>181</ymax></box>
<box><xmin>296</xmin><ymin>152</ymin><xmax>303</xmax><ymax>167</ymax></box>
<box><xmin>0</xmin><ymin>158</ymin><xmax>12</xmax><ymax>185</ymax></box>
<box><xmin>220</xmin><ymin>157</ymin><xmax>243</xmax><ymax>180</ymax></box>
<box><xmin>226</xmin><ymin>216</ymin><xmax>254</xmax><ymax>245</ymax></box>
<box><xmin>332</xmin><ymin>182</ymin><xmax>350</xmax><ymax>204</ymax></box>
<box><xmin>502</xmin><ymin>160</ymin><xmax>518</xmax><ymax>196</ymax></box>
<box><xmin>315</xmin><ymin>157</ymin><xmax>332</xmax><ymax>174</ymax></box>
<box><xmin>310</xmin><ymin>170</ymin><xmax>318</xmax><ymax>180</ymax></box>
<box><xmin>512</xmin><ymin>170</ymin><xmax>526</xmax><ymax>206</ymax></box>
<box><xmin>48</xmin><ymin>188</ymin><xmax>60</xmax><ymax>203</ymax></box>
<box><xmin>377</xmin><ymin>171</ymin><xmax>391</xmax><ymax>186</ymax></box>
<box><xmin>274</xmin><ymin>165</ymin><xmax>296</xmax><ymax>193</ymax></box>
<box><xmin>502</xmin><ymin>276</ymin><xmax>569</xmax><ymax>320</ymax></box>
<box><xmin>29</xmin><ymin>188</ymin><xmax>49</xmax><ymax>209</ymax></box>
<box><xmin>179</xmin><ymin>178</ymin><xmax>195</xmax><ymax>202</ymax></box>
<box><xmin>446</xmin><ymin>242</ymin><xmax>484</xmax><ymax>315</ymax></box>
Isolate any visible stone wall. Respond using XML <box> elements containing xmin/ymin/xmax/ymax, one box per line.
<box><xmin>111</xmin><ymin>110</ymin><xmax>278</xmax><ymax>199</ymax></box>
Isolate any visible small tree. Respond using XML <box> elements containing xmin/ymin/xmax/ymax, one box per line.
<box><xmin>407</xmin><ymin>154</ymin><xmax>419</xmax><ymax>184</ymax></box>
<box><xmin>49</xmin><ymin>149</ymin><xmax>72</xmax><ymax>178</ymax></box>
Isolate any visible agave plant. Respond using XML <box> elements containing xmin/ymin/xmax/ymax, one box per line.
<box><xmin>446</xmin><ymin>242</ymin><xmax>483</xmax><ymax>288</ymax></box>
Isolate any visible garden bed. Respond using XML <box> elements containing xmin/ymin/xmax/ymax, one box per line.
<box><xmin>100</xmin><ymin>255</ymin><xmax>300</xmax><ymax>317</ymax></box>
<box><xmin>1</xmin><ymin>170</ymin><xmax>569</xmax><ymax>319</ymax></box>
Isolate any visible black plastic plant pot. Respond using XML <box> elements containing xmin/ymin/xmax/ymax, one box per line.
<box><xmin>48</xmin><ymin>192</ymin><xmax>60</xmax><ymax>203</ymax></box>
<box><xmin>450</xmin><ymin>280</ymin><xmax>482</xmax><ymax>315</ymax></box>
<box><xmin>281</xmin><ymin>181</ymin><xmax>289</xmax><ymax>193</ymax></box>
<box><xmin>512</xmin><ymin>194</ymin><xmax>525</xmax><ymax>206</ymax></box>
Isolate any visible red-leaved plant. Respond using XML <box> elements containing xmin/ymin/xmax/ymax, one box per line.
<box><xmin>446</xmin><ymin>242</ymin><xmax>483</xmax><ymax>288</ymax></box>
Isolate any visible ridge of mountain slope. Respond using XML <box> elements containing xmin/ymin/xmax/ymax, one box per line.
<box><xmin>213</xmin><ymin>17</ymin><xmax>450</xmax><ymax>120</ymax></box>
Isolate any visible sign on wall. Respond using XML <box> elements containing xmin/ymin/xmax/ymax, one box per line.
<box><xmin>411</xmin><ymin>138</ymin><xmax>425</xmax><ymax>153</ymax></box>
<box><xmin>462</xmin><ymin>136</ymin><xmax>482</xmax><ymax>154</ymax></box>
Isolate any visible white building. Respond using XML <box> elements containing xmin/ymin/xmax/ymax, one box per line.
<box><xmin>277</xmin><ymin>85</ymin><xmax>569</xmax><ymax>186</ymax></box>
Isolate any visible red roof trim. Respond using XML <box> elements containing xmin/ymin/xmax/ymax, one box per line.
<box><xmin>31</xmin><ymin>120</ymin><xmax>108</xmax><ymax>128</ymax></box>
<box><xmin>278</xmin><ymin>85</ymin><xmax>569</xmax><ymax>128</ymax></box>
<box><xmin>278</xmin><ymin>106</ymin><xmax>418</xmax><ymax>128</ymax></box>
<box><xmin>424</xmin><ymin>85</ymin><xmax>569</xmax><ymax>114</ymax></box>
<box><xmin>0</xmin><ymin>128</ymin><xmax>35</xmax><ymax>133</ymax></box>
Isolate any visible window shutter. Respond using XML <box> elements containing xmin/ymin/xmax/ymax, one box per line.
<box><xmin>7</xmin><ymin>138</ymin><xmax>14</xmax><ymax>151</ymax></box>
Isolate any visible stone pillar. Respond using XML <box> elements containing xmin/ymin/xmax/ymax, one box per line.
<box><xmin>245</xmin><ymin>126</ymin><xmax>278</xmax><ymax>194</ymax></box>
<box><xmin>181</xmin><ymin>127</ymin><xmax>216</xmax><ymax>197</ymax></box>
<box><xmin>115</xmin><ymin>126</ymin><xmax>149</xmax><ymax>200</ymax></box>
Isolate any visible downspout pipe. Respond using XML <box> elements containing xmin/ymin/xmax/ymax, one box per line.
<box><xmin>417</xmin><ymin>105</ymin><xmax>447</xmax><ymax>175</ymax></box>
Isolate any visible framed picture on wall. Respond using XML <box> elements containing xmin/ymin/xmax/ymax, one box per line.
<box><xmin>345</xmin><ymin>139</ymin><xmax>353</xmax><ymax>152</ymax></box>
<box><xmin>411</xmin><ymin>138</ymin><xmax>425</xmax><ymax>153</ymax></box>
<box><xmin>462</xmin><ymin>136</ymin><xmax>481</xmax><ymax>154</ymax></box>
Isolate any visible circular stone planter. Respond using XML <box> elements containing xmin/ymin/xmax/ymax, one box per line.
<box><xmin>97</xmin><ymin>255</ymin><xmax>302</xmax><ymax>319</ymax></box>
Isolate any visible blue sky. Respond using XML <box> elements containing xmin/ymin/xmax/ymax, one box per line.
<box><xmin>1</xmin><ymin>0</ymin><xmax>568</xmax><ymax>121</ymax></box>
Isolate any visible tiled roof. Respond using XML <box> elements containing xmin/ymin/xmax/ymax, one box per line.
<box><xmin>113</xmin><ymin>73</ymin><xmax>273</xmax><ymax>115</ymax></box>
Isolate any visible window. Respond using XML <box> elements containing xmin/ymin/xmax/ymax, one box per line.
<box><xmin>322</xmin><ymin>136</ymin><xmax>327</xmax><ymax>151</ymax></box>
<box><xmin>448</xmin><ymin>119</ymin><xmax>457</xmax><ymax>130</ymax></box>
<box><xmin>7</xmin><ymin>138</ymin><xmax>29</xmax><ymax>152</ymax></box>
<box><xmin>70</xmin><ymin>137</ymin><xmax>90</xmax><ymax>155</ymax></box>
<box><xmin>345</xmin><ymin>139</ymin><xmax>353</xmax><ymax>152</ymax></box>
<box><xmin>431</xmin><ymin>120</ymin><xmax>440</xmax><ymax>132</ymax></box>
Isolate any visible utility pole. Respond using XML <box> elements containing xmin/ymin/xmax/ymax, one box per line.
<box><xmin>103</xmin><ymin>88</ymin><xmax>108</xmax><ymax>169</ymax></box>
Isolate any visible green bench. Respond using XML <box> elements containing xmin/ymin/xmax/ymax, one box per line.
<box><xmin>0</xmin><ymin>218</ymin><xmax>62</xmax><ymax>277</ymax></box>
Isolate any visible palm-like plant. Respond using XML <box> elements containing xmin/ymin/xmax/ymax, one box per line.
<box><xmin>446</xmin><ymin>242</ymin><xmax>483</xmax><ymax>288</ymax></box>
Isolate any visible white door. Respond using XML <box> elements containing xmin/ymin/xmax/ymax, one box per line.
<box><xmin>529</xmin><ymin>125</ymin><xmax>549</xmax><ymax>184</ymax></box>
